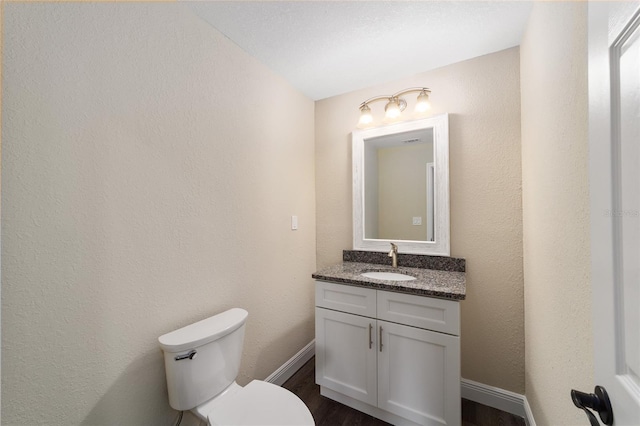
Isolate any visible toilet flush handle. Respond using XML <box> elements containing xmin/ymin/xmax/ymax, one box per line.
<box><xmin>174</xmin><ymin>349</ymin><xmax>197</xmax><ymax>361</ymax></box>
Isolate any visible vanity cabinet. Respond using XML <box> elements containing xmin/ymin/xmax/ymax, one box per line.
<box><xmin>315</xmin><ymin>281</ymin><xmax>461</xmax><ymax>426</ymax></box>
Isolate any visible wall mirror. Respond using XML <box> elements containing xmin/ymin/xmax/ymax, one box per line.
<box><xmin>352</xmin><ymin>114</ymin><xmax>450</xmax><ymax>256</ymax></box>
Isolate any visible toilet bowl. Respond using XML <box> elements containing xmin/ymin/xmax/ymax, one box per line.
<box><xmin>196</xmin><ymin>380</ymin><xmax>313</xmax><ymax>425</ymax></box>
<box><xmin>158</xmin><ymin>308</ymin><xmax>314</xmax><ymax>426</ymax></box>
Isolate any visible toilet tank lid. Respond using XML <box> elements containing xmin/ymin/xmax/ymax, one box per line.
<box><xmin>158</xmin><ymin>308</ymin><xmax>248</xmax><ymax>353</ymax></box>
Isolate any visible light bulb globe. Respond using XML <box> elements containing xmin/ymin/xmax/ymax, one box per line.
<box><xmin>385</xmin><ymin>98</ymin><xmax>402</xmax><ymax>120</ymax></box>
<box><xmin>358</xmin><ymin>104</ymin><xmax>373</xmax><ymax>127</ymax></box>
<box><xmin>415</xmin><ymin>91</ymin><xmax>431</xmax><ymax>113</ymax></box>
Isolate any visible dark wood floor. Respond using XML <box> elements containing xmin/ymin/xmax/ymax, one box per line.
<box><xmin>282</xmin><ymin>357</ymin><xmax>525</xmax><ymax>426</ymax></box>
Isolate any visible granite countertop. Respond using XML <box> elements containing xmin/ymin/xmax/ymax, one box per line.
<box><xmin>312</xmin><ymin>261</ymin><xmax>466</xmax><ymax>300</ymax></box>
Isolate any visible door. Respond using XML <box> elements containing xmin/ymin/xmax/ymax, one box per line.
<box><xmin>315</xmin><ymin>307</ymin><xmax>378</xmax><ymax>406</ymax></box>
<box><xmin>588</xmin><ymin>2</ymin><xmax>640</xmax><ymax>424</ymax></box>
<box><xmin>377</xmin><ymin>320</ymin><xmax>460</xmax><ymax>426</ymax></box>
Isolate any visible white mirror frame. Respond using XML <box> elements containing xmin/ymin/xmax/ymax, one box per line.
<box><xmin>352</xmin><ymin>114</ymin><xmax>450</xmax><ymax>256</ymax></box>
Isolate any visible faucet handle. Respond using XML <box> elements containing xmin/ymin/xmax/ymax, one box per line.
<box><xmin>388</xmin><ymin>243</ymin><xmax>399</xmax><ymax>268</ymax></box>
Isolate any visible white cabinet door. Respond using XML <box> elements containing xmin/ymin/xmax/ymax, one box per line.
<box><xmin>377</xmin><ymin>320</ymin><xmax>461</xmax><ymax>426</ymax></box>
<box><xmin>315</xmin><ymin>307</ymin><xmax>378</xmax><ymax>406</ymax></box>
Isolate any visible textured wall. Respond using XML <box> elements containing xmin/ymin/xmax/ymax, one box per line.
<box><xmin>2</xmin><ymin>3</ymin><xmax>315</xmax><ymax>425</ymax></box>
<box><xmin>378</xmin><ymin>144</ymin><xmax>432</xmax><ymax>241</ymax></box>
<box><xmin>315</xmin><ymin>48</ymin><xmax>525</xmax><ymax>393</ymax></box>
<box><xmin>520</xmin><ymin>3</ymin><xmax>593</xmax><ymax>425</ymax></box>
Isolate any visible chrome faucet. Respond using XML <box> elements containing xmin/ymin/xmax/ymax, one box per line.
<box><xmin>388</xmin><ymin>243</ymin><xmax>398</xmax><ymax>268</ymax></box>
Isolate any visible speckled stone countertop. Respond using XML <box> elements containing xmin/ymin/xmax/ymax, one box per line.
<box><xmin>343</xmin><ymin>250</ymin><xmax>465</xmax><ymax>272</ymax></box>
<box><xmin>312</xmin><ymin>262</ymin><xmax>466</xmax><ymax>300</ymax></box>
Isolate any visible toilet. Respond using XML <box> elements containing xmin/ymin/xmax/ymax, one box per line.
<box><xmin>158</xmin><ymin>308</ymin><xmax>314</xmax><ymax>426</ymax></box>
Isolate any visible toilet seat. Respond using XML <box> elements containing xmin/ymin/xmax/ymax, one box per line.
<box><xmin>206</xmin><ymin>380</ymin><xmax>314</xmax><ymax>426</ymax></box>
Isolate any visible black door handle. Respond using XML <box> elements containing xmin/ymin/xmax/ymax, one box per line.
<box><xmin>571</xmin><ymin>386</ymin><xmax>614</xmax><ymax>426</ymax></box>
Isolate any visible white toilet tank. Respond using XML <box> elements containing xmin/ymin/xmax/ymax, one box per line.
<box><xmin>158</xmin><ymin>308</ymin><xmax>248</xmax><ymax>411</ymax></box>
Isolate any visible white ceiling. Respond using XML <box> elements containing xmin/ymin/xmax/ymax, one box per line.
<box><xmin>187</xmin><ymin>1</ymin><xmax>533</xmax><ymax>100</ymax></box>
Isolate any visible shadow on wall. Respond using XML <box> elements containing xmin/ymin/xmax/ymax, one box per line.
<box><xmin>83</xmin><ymin>349</ymin><xmax>175</xmax><ymax>426</ymax></box>
<box><xmin>81</xmin><ymin>320</ymin><xmax>314</xmax><ymax>425</ymax></box>
<box><xmin>251</xmin><ymin>319</ymin><xmax>314</xmax><ymax>384</ymax></box>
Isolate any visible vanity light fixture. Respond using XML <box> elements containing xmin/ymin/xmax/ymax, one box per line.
<box><xmin>358</xmin><ymin>87</ymin><xmax>431</xmax><ymax>128</ymax></box>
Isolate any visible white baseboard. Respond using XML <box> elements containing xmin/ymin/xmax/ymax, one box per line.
<box><xmin>462</xmin><ymin>378</ymin><xmax>536</xmax><ymax>426</ymax></box>
<box><xmin>264</xmin><ymin>340</ymin><xmax>315</xmax><ymax>386</ymax></box>
<box><xmin>523</xmin><ymin>395</ymin><xmax>537</xmax><ymax>426</ymax></box>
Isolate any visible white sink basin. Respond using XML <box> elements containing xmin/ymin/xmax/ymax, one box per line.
<box><xmin>360</xmin><ymin>271</ymin><xmax>416</xmax><ymax>281</ymax></box>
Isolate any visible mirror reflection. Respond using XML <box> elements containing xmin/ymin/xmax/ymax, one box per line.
<box><xmin>364</xmin><ymin>128</ymin><xmax>435</xmax><ymax>242</ymax></box>
<box><xmin>352</xmin><ymin>114</ymin><xmax>449</xmax><ymax>256</ymax></box>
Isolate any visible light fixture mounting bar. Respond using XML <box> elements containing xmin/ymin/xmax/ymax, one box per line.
<box><xmin>359</xmin><ymin>95</ymin><xmax>394</xmax><ymax>109</ymax></box>
<box><xmin>359</xmin><ymin>87</ymin><xmax>431</xmax><ymax>108</ymax></box>
<box><xmin>391</xmin><ymin>87</ymin><xmax>431</xmax><ymax>98</ymax></box>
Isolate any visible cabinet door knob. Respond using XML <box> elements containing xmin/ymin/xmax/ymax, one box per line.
<box><xmin>369</xmin><ymin>323</ymin><xmax>373</xmax><ymax>349</ymax></box>
<box><xmin>379</xmin><ymin>326</ymin><xmax>383</xmax><ymax>352</ymax></box>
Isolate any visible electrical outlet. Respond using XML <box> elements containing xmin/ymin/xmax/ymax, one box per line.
<box><xmin>412</xmin><ymin>217</ymin><xmax>422</xmax><ymax>226</ymax></box>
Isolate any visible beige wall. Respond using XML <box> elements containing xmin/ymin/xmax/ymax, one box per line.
<box><xmin>521</xmin><ymin>3</ymin><xmax>593</xmax><ymax>425</ymax></box>
<box><xmin>378</xmin><ymin>144</ymin><xmax>432</xmax><ymax>241</ymax></box>
<box><xmin>2</xmin><ymin>3</ymin><xmax>315</xmax><ymax>425</ymax></box>
<box><xmin>316</xmin><ymin>47</ymin><xmax>525</xmax><ymax>393</ymax></box>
